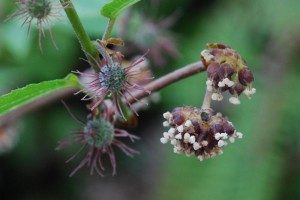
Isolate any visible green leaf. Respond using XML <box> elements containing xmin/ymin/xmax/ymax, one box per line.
<box><xmin>0</xmin><ymin>74</ymin><xmax>81</xmax><ymax>117</ymax></box>
<box><xmin>101</xmin><ymin>0</ymin><xmax>140</xmax><ymax>19</ymax></box>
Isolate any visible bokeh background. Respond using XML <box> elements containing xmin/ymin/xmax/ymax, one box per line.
<box><xmin>1</xmin><ymin>0</ymin><xmax>300</xmax><ymax>199</ymax></box>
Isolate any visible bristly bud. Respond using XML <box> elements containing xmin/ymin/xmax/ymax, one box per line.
<box><xmin>75</xmin><ymin>42</ymin><xmax>152</xmax><ymax>119</ymax></box>
<box><xmin>201</xmin><ymin>43</ymin><xmax>256</xmax><ymax>104</ymax></box>
<box><xmin>161</xmin><ymin>106</ymin><xmax>242</xmax><ymax>161</ymax></box>
<box><xmin>56</xmin><ymin>104</ymin><xmax>139</xmax><ymax>177</ymax></box>
<box><xmin>6</xmin><ymin>0</ymin><xmax>70</xmax><ymax>51</ymax></box>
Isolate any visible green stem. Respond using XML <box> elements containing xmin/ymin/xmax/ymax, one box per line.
<box><xmin>102</xmin><ymin>19</ymin><xmax>116</xmax><ymax>40</ymax></box>
<box><xmin>60</xmin><ymin>0</ymin><xmax>99</xmax><ymax>72</ymax></box>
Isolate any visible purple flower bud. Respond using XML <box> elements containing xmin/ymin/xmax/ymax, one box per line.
<box><xmin>238</xmin><ymin>68</ymin><xmax>254</xmax><ymax>86</ymax></box>
<box><xmin>223</xmin><ymin>121</ymin><xmax>235</xmax><ymax>135</ymax></box>
<box><xmin>172</xmin><ymin>111</ymin><xmax>185</xmax><ymax>125</ymax></box>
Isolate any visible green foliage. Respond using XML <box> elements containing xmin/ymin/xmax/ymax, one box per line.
<box><xmin>101</xmin><ymin>0</ymin><xmax>140</xmax><ymax>19</ymax></box>
<box><xmin>0</xmin><ymin>74</ymin><xmax>81</xmax><ymax>116</ymax></box>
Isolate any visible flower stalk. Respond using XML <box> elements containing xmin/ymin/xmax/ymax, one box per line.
<box><xmin>102</xmin><ymin>19</ymin><xmax>116</xmax><ymax>40</ymax></box>
<box><xmin>127</xmin><ymin>61</ymin><xmax>205</xmax><ymax>104</ymax></box>
<box><xmin>59</xmin><ymin>0</ymin><xmax>99</xmax><ymax>72</ymax></box>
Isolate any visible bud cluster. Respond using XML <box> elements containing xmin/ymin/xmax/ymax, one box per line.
<box><xmin>160</xmin><ymin>106</ymin><xmax>242</xmax><ymax>161</ymax></box>
<box><xmin>201</xmin><ymin>43</ymin><xmax>255</xmax><ymax>104</ymax></box>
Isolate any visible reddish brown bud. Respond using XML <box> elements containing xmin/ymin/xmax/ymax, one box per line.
<box><xmin>223</xmin><ymin>121</ymin><xmax>235</xmax><ymax>135</ymax></box>
<box><xmin>229</xmin><ymin>82</ymin><xmax>246</xmax><ymax>96</ymax></box>
<box><xmin>238</xmin><ymin>68</ymin><xmax>254</xmax><ymax>86</ymax></box>
<box><xmin>172</xmin><ymin>111</ymin><xmax>185</xmax><ymax>125</ymax></box>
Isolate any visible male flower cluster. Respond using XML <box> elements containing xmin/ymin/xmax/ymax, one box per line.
<box><xmin>201</xmin><ymin>43</ymin><xmax>255</xmax><ymax>104</ymax></box>
<box><xmin>161</xmin><ymin>106</ymin><xmax>242</xmax><ymax>161</ymax></box>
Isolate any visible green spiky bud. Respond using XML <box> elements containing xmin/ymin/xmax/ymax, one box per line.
<box><xmin>26</xmin><ymin>0</ymin><xmax>51</xmax><ymax>19</ymax></box>
<box><xmin>99</xmin><ymin>63</ymin><xmax>128</xmax><ymax>92</ymax></box>
<box><xmin>84</xmin><ymin>119</ymin><xmax>114</xmax><ymax>148</ymax></box>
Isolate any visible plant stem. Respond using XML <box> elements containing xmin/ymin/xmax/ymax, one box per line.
<box><xmin>127</xmin><ymin>61</ymin><xmax>205</xmax><ymax>104</ymax></box>
<box><xmin>102</xmin><ymin>19</ymin><xmax>116</xmax><ymax>40</ymax></box>
<box><xmin>201</xmin><ymin>89</ymin><xmax>212</xmax><ymax>109</ymax></box>
<box><xmin>59</xmin><ymin>0</ymin><xmax>99</xmax><ymax>72</ymax></box>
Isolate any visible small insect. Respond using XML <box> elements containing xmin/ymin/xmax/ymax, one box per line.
<box><xmin>201</xmin><ymin>111</ymin><xmax>210</xmax><ymax>121</ymax></box>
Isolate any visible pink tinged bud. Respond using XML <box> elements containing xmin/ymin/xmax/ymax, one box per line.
<box><xmin>191</xmin><ymin>120</ymin><xmax>202</xmax><ymax>134</ymax></box>
<box><xmin>223</xmin><ymin>121</ymin><xmax>235</xmax><ymax>135</ymax></box>
<box><xmin>229</xmin><ymin>82</ymin><xmax>246</xmax><ymax>96</ymax></box>
<box><xmin>238</xmin><ymin>68</ymin><xmax>254</xmax><ymax>86</ymax></box>
<box><xmin>219</xmin><ymin>63</ymin><xmax>235</xmax><ymax>78</ymax></box>
<box><xmin>172</xmin><ymin>111</ymin><xmax>185</xmax><ymax>125</ymax></box>
<box><xmin>207</xmin><ymin>62</ymin><xmax>220</xmax><ymax>80</ymax></box>
<box><xmin>210</xmin><ymin>123</ymin><xmax>224</xmax><ymax>134</ymax></box>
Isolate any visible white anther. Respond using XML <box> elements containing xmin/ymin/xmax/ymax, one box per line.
<box><xmin>224</xmin><ymin>78</ymin><xmax>235</xmax><ymax>87</ymax></box>
<box><xmin>229</xmin><ymin>97</ymin><xmax>240</xmax><ymax>105</ymax></box>
<box><xmin>168</xmin><ymin>128</ymin><xmax>176</xmax><ymax>135</ymax></box>
<box><xmin>163</xmin><ymin>121</ymin><xmax>169</xmax><ymax>127</ymax></box>
<box><xmin>193</xmin><ymin>142</ymin><xmax>201</xmax><ymax>150</ymax></box>
<box><xmin>236</xmin><ymin>132</ymin><xmax>243</xmax><ymax>139</ymax></box>
<box><xmin>160</xmin><ymin>137</ymin><xmax>168</xmax><ymax>144</ymax></box>
<box><xmin>163</xmin><ymin>112</ymin><xmax>172</xmax><ymax>119</ymax></box>
<box><xmin>201</xmin><ymin>50</ymin><xmax>214</xmax><ymax>61</ymax></box>
<box><xmin>185</xmin><ymin>120</ymin><xmax>192</xmax><ymax>127</ymax></box>
<box><xmin>175</xmin><ymin>133</ymin><xmax>182</xmax><ymax>139</ymax></box>
<box><xmin>197</xmin><ymin>155</ymin><xmax>204</xmax><ymax>161</ymax></box>
<box><xmin>218</xmin><ymin>81</ymin><xmax>226</xmax><ymax>87</ymax></box>
<box><xmin>244</xmin><ymin>88</ymin><xmax>256</xmax><ymax>97</ymax></box>
<box><xmin>189</xmin><ymin>136</ymin><xmax>196</xmax><ymax>144</ymax></box>
<box><xmin>220</xmin><ymin>133</ymin><xmax>228</xmax><ymax>139</ymax></box>
<box><xmin>177</xmin><ymin>125</ymin><xmax>184</xmax><ymax>132</ymax></box>
<box><xmin>184</xmin><ymin>133</ymin><xmax>191</xmax><ymax>142</ymax></box>
<box><xmin>206</xmin><ymin>79</ymin><xmax>213</xmax><ymax>86</ymax></box>
<box><xmin>201</xmin><ymin>140</ymin><xmax>208</xmax><ymax>146</ymax></box>
<box><xmin>214</xmin><ymin>133</ymin><xmax>222</xmax><ymax>140</ymax></box>
<box><xmin>212</xmin><ymin>93</ymin><xmax>223</xmax><ymax>101</ymax></box>
<box><xmin>229</xmin><ymin>137</ymin><xmax>235</xmax><ymax>143</ymax></box>
<box><xmin>171</xmin><ymin>139</ymin><xmax>177</xmax><ymax>145</ymax></box>
<box><xmin>218</xmin><ymin>140</ymin><xmax>226</xmax><ymax>147</ymax></box>
<box><xmin>163</xmin><ymin>132</ymin><xmax>169</xmax><ymax>139</ymax></box>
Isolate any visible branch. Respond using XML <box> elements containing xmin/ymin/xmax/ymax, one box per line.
<box><xmin>127</xmin><ymin>61</ymin><xmax>205</xmax><ymax>104</ymax></box>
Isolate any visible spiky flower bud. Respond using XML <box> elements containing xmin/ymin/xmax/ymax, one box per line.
<box><xmin>57</xmin><ymin>108</ymin><xmax>139</xmax><ymax>176</ymax></box>
<box><xmin>201</xmin><ymin>43</ymin><xmax>256</xmax><ymax>104</ymax></box>
<box><xmin>75</xmin><ymin>43</ymin><xmax>151</xmax><ymax>119</ymax></box>
<box><xmin>161</xmin><ymin>106</ymin><xmax>242</xmax><ymax>161</ymax></box>
<box><xmin>7</xmin><ymin>0</ymin><xmax>69</xmax><ymax>50</ymax></box>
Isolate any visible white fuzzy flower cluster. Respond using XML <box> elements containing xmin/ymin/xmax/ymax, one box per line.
<box><xmin>160</xmin><ymin>108</ymin><xmax>243</xmax><ymax>161</ymax></box>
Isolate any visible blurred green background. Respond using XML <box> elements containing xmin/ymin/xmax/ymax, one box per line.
<box><xmin>1</xmin><ymin>0</ymin><xmax>300</xmax><ymax>199</ymax></box>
